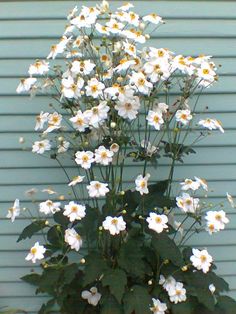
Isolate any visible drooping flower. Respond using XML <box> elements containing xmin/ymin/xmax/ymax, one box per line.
<box><xmin>146</xmin><ymin>213</ymin><xmax>168</xmax><ymax>233</ymax></box>
<box><xmin>198</xmin><ymin>118</ymin><xmax>224</xmax><ymax>133</ymax></box>
<box><xmin>135</xmin><ymin>173</ymin><xmax>150</xmax><ymax>195</ymax></box>
<box><xmin>28</xmin><ymin>60</ymin><xmax>49</xmax><ymax>76</ymax></box>
<box><xmin>190</xmin><ymin>248</ymin><xmax>213</xmax><ymax>273</ymax></box>
<box><xmin>16</xmin><ymin>78</ymin><xmax>37</xmax><ymax>93</ymax></box>
<box><xmin>106</xmin><ymin>18</ymin><xmax>124</xmax><ymax>34</ymax></box>
<box><xmin>159</xmin><ymin>275</ymin><xmax>176</xmax><ymax>292</ymax></box>
<box><xmin>95</xmin><ymin>146</ymin><xmax>114</xmax><ymax>166</ymax></box>
<box><xmin>102</xmin><ymin>216</ymin><xmax>126</xmax><ymax>235</ymax></box>
<box><xmin>32</xmin><ymin>139</ymin><xmax>51</xmax><ymax>154</ymax></box>
<box><xmin>209</xmin><ymin>284</ymin><xmax>216</xmax><ymax>294</ymax></box>
<box><xmin>175</xmin><ymin>109</ymin><xmax>192</xmax><ymax>125</ymax></box>
<box><xmin>141</xmin><ymin>140</ymin><xmax>158</xmax><ymax>156</ymax></box>
<box><xmin>68</xmin><ymin>175</ymin><xmax>85</xmax><ymax>187</ymax></box>
<box><xmin>6</xmin><ymin>199</ymin><xmax>20</xmax><ymax>222</ymax></box>
<box><xmin>81</xmin><ymin>287</ymin><xmax>101</xmax><ymax>306</ymax></box>
<box><xmin>39</xmin><ymin>200</ymin><xmax>61</xmax><ymax>215</ymax></box>
<box><xmin>84</xmin><ymin>101</ymin><xmax>109</xmax><ymax>128</ymax></box>
<box><xmin>150</xmin><ymin>298</ymin><xmax>167</xmax><ymax>314</ymax></box>
<box><xmin>227</xmin><ymin>192</ymin><xmax>236</xmax><ymax>208</ymax></box>
<box><xmin>57</xmin><ymin>140</ymin><xmax>70</xmax><ymax>153</ymax></box>
<box><xmin>63</xmin><ymin>201</ymin><xmax>86</xmax><ymax>222</ymax></box>
<box><xmin>143</xmin><ymin>13</ymin><xmax>163</xmax><ymax>25</ymax></box>
<box><xmin>25</xmin><ymin>242</ymin><xmax>46</xmax><ymax>263</ymax></box>
<box><xmin>75</xmin><ymin>151</ymin><xmax>94</xmax><ymax>169</ymax></box>
<box><xmin>194</xmin><ymin>176</ymin><xmax>208</xmax><ymax>191</ymax></box>
<box><xmin>65</xmin><ymin>228</ymin><xmax>83</xmax><ymax>251</ymax></box>
<box><xmin>35</xmin><ymin>111</ymin><xmax>49</xmax><ymax>131</ymax></box>
<box><xmin>87</xmin><ymin>181</ymin><xmax>109</xmax><ymax>198</ymax></box>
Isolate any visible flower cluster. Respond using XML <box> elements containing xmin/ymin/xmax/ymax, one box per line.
<box><xmin>10</xmin><ymin>1</ymin><xmax>235</xmax><ymax>313</ymax></box>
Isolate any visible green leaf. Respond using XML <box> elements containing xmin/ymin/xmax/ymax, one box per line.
<box><xmin>215</xmin><ymin>295</ymin><xmax>236</xmax><ymax>314</ymax></box>
<box><xmin>47</xmin><ymin>225</ymin><xmax>62</xmax><ymax>249</ymax></box>
<box><xmin>53</xmin><ymin>211</ymin><xmax>69</xmax><ymax>226</ymax></box>
<box><xmin>171</xmin><ymin>299</ymin><xmax>196</xmax><ymax>314</ymax></box>
<box><xmin>123</xmin><ymin>285</ymin><xmax>152</xmax><ymax>314</ymax></box>
<box><xmin>21</xmin><ymin>273</ymin><xmax>41</xmax><ymax>286</ymax></box>
<box><xmin>17</xmin><ymin>220</ymin><xmax>47</xmax><ymax>242</ymax></box>
<box><xmin>80</xmin><ymin>206</ymin><xmax>99</xmax><ymax>243</ymax></box>
<box><xmin>38</xmin><ymin>299</ymin><xmax>56</xmax><ymax>314</ymax></box>
<box><xmin>101</xmin><ymin>295</ymin><xmax>123</xmax><ymax>314</ymax></box>
<box><xmin>63</xmin><ymin>263</ymin><xmax>78</xmax><ymax>285</ymax></box>
<box><xmin>194</xmin><ymin>288</ymin><xmax>215</xmax><ymax>311</ymax></box>
<box><xmin>118</xmin><ymin>238</ymin><xmax>146</xmax><ymax>278</ymax></box>
<box><xmin>83</xmin><ymin>252</ymin><xmax>108</xmax><ymax>286</ymax></box>
<box><xmin>102</xmin><ymin>269</ymin><xmax>127</xmax><ymax>303</ymax></box>
<box><xmin>152</xmin><ymin>233</ymin><xmax>184</xmax><ymax>267</ymax></box>
<box><xmin>37</xmin><ymin>267</ymin><xmax>62</xmax><ymax>294</ymax></box>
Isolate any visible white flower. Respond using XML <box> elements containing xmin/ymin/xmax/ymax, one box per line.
<box><xmin>63</xmin><ymin>201</ymin><xmax>86</xmax><ymax>222</ymax></box>
<box><xmin>85</xmin><ymin>78</ymin><xmax>105</xmax><ymax>98</ymax></box>
<box><xmin>68</xmin><ymin>175</ymin><xmax>85</xmax><ymax>187</ymax></box>
<box><xmin>32</xmin><ymin>139</ymin><xmax>51</xmax><ymax>154</ymax></box>
<box><xmin>115</xmin><ymin>96</ymin><xmax>140</xmax><ymax>120</ymax></box>
<box><xmin>180</xmin><ymin>179</ymin><xmax>200</xmax><ymax>191</ymax></box>
<box><xmin>115</xmin><ymin>59</ymin><xmax>136</xmax><ymax>72</ymax></box>
<box><xmin>106</xmin><ymin>19</ymin><xmax>124</xmax><ymax>34</ymax></box>
<box><xmin>6</xmin><ymin>199</ymin><xmax>20</xmax><ymax>222</ymax></box>
<box><xmin>67</xmin><ymin>5</ymin><xmax>78</xmax><ymax>20</ymax></box>
<box><xmin>197</xmin><ymin>62</ymin><xmax>216</xmax><ymax>81</ymax></box>
<box><xmin>84</xmin><ymin>101</ymin><xmax>109</xmax><ymax>128</ymax></box>
<box><xmin>143</xmin><ymin>13</ymin><xmax>163</xmax><ymax>25</ymax></box>
<box><xmin>102</xmin><ymin>216</ymin><xmax>126</xmax><ymax>235</ymax></box>
<box><xmin>71</xmin><ymin>9</ymin><xmax>98</xmax><ymax>29</ymax></box>
<box><xmin>123</xmin><ymin>40</ymin><xmax>136</xmax><ymax>57</ymax></box>
<box><xmin>39</xmin><ymin>200</ymin><xmax>61</xmax><ymax>215</ymax></box>
<box><xmin>71</xmin><ymin>60</ymin><xmax>96</xmax><ymax>75</ymax></box>
<box><xmin>123</xmin><ymin>29</ymin><xmax>146</xmax><ymax>43</ymax></box>
<box><xmin>194</xmin><ymin>176</ymin><xmax>208</xmax><ymax>191</ymax></box>
<box><xmin>87</xmin><ymin>181</ymin><xmax>109</xmax><ymax>198</ymax></box>
<box><xmin>61</xmin><ymin>76</ymin><xmax>84</xmax><ymax>99</ymax></box>
<box><xmin>73</xmin><ymin>36</ymin><xmax>84</xmax><ymax>48</ymax></box>
<box><xmin>205</xmin><ymin>210</ymin><xmax>229</xmax><ymax>232</ymax></box>
<box><xmin>58</xmin><ymin>140</ymin><xmax>70</xmax><ymax>153</ymax></box>
<box><xmin>146</xmin><ymin>110</ymin><xmax>164</xmax><ymax>130</ymax></box>
<box><xmin>95</xmin><ymin>23</ymin><xmax>110</xmax><ymax>35</ymax></box>
<box><xmin>35</xmin><ymin>111</ymin><xmax>49</xmax><ymax>131</ymax></box>
<box><xmin>144</xmin><ymin>59</ymin><xmax>171</xmax><ymax>82</ymax></box>
<box><xmin>75</xmin><ymin>151</ymin><xmax>94</xmax><ymax>169</ymax></box>
<box><xmin>159</xmin><ymin>275</ymin><xmax>176</xmax><ymax>292</ymax></box>
<box><xmin>150</xmin><ymin>298</ymin><xmax>167</xmax><ymax>314</ymax></box>
<box><xmin>130</xmin><ymin>72</ymin><xmax>153</xmax><ymax>94</ymax></box>
<box><xmin>44</xmin><ymin>112</ymin><xmax>62</xmax><ymax>133</ymax></box>
<box><xmin>141</xmin><ymin>140</ymin><xmax>158</xmax><ymax>156</ymax></box>
<box><xmin>135</xmin><ymin>173</ymin><xmax>150</xmax><ymax>195</ymax></box>
<box><xmin>28</xmin><ymin>60</ymin><xmax>49</xmax><ymax>76</ymax></box>
<box><xmin>157</xmin><ymin>102</ymin><xmax>169</xmax><ymax>113</ymax></box>
<box><xmin>110</xmin><ymin>143</ymin><xmax>120</xmax><ymax>153</ymax></box>
<box><xmin>168</xmin><ymin>282</ymin><xmax>187</xmax><ymax>304</ymax></box>
<box><xmin>176</xmin><ymin>193</ymin><xmax>199</xmax><ymax>213</ymax></box>
<box><xmin>65</xmin><ymin>228</ymin><xmax>82</xmax><ymax>251</ymax></box>
<box><xmin>16</xmin><ymin>78</ymin><xmax>37</xmax><ymax>93</ymax></box>
<box><xmin>81</xmin><ymin>287</ymin><xmax>101</xmax><ymax>306</ymax></box>
<box><xmin>126</xmin><ymin>11</ymin><xmax>140</xmax><ymax>27</ymax></box>
<box><xmin>70</xmin><ymin>110</ymin><xmax>89</xmax><ymax>132</ymax></box>
<box><xmin>47</xmin><ymin>36</ymin><xmax>70</xmax><ymax>59</ymax></box>
<box><xmin>175</xmin><ymin>109</ymin><xmax>192</xmax><ymax>125</ymax></box>
<box><xmin>25</xmin><ymin>242</ymin><xmax>46</xmax><ymax>264</ymax></box>
<box><xmin>118</xmin><ymin>2</ymin><xmax>134</xmax><ymax>11</ymax></box>
<box><xmin>198</xmin><ymin>118</ymin><xmax>224</xmax><ymax>133</ymax></box>
<box><xmin>190</xmin><ymin>248</ymin><xmax>213</xmax><ymax>273</ymax></box>
<box><xmin>209</xmin><ymin>284</ymin><xmax>216</xmax><ymax>294</ymax></box>
<box><xmin>95</xmin><ymin>146</ymin><xmax>114</xmax><ymax>166</ymax></box>
<box><xmin>227</xmin><ymin>192</ymin><xmax>235</xmax><ymax>208</ymax></box>
<box><xmin>146</xmin><ymin>213</ymin><xmax>168</xmax><ymax>233</ymax></box>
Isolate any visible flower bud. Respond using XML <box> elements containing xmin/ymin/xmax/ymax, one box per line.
<box><xmin>80</xmin><ymin>258</ymin><xmax>86</xmax><ymax>264</ymax></box>
<box><xmin>148</xmin><ymin>280</ymin><xmax>153</xmax><ymax>285</ymax></box>
<box><xmin>110</xmin><ymin>143</ymin><xmax>119</xmax><ymax>153</ymax></box>
<box><xmin>119</xmin><ymin>190</ymin><xmax>125</xmax><ymax>196</ymax></box>
<box><xmin>163</xmin><ymin>259</ymin><xmax>169</xmax><ymax>264</ymax></box>
<box><xmin>110</xmin><ymin>122</ymin><xmax>116</xmax><ymax>128</ymax></box>
<box><xmin>182</xmin><ymin>265</ymin><xmax>188</xmax><ymax>272</ymax></box>
<box><xmin>19</xmin><ymin>137</ymin><xmax>25</xmax><ymax>144</ymax></box>
<box><xmin>59</xmin><ymin>195</ymin><xmax>65</xmax><ymax>200</ymax></box>
<box><xmin>145</xmin><ymin>34</ymin><xmax>150</xmax><ymax>39</ymax></box>
<box><xmin>139</xmin><ymin>22</ymin><xmax>145</xmax><ymax>30</ymax></box>
<box><xmin>99</xmin><ymin>226</ymin><xmax>103</xmax><ymax>231</ymax></box>
<box><xmin>58</xmin><ymin>136</ymin><xmax>64</xmax><ymax>142</ymax></box>
<box><xmin>122</xmin><ymin>210</ymin><xmax>127</xmax><ymax>214</ymax></box>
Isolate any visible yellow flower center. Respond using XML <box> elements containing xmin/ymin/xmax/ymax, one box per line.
<box><xmin>155</xmin><ymin>217</ymin><xmax>162</xmax><ymax>223</ymax></box>
<box><xmin>138</xmin><ymin>78</ymin><xmax>145</xmax><ymax>86</ymax></box>
<box><xmin>200</xmin><ymin>255</ymin><xmax>207</xmax><ymax>262</ymax></box>
<box><xmin>111</xmin><ymin>218</ymin><xmax>118</xmax><ymax>225</ymax></box>
<box><xmin>203</xmin><ymin>68</ymin><xmax>209</xmax><ymax>74</ymax></box>
<box><xmin>82</xmin><ymin>155</ymin><xmax>89</xmax><ymax>162</ymax></box>
<box><xmin>31</xmin><ymin>248</ymin><xmax>37</xmax><ymax>254</ymax></box>
<box><xmin>71</xmin><ymin>206</ymin><xmax>78</xmax><ymax>212</ymax></box>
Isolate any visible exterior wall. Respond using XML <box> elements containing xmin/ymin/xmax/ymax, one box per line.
<box><xmin>0</xmin><ymin>1</ymin><xmax>236</xmax><ymax>312</ymax></box>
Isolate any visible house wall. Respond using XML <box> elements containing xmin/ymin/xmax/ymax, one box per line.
<box><xmin>0</xmin><ymin>1</ymin><xmax>236</xmax><ymax>312</ymax></box>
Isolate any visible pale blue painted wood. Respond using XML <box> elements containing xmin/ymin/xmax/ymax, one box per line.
<box><xmin>0</xmin><ymin>0</ymin><xmax>236</xmax><ymax>311</ymax></box>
